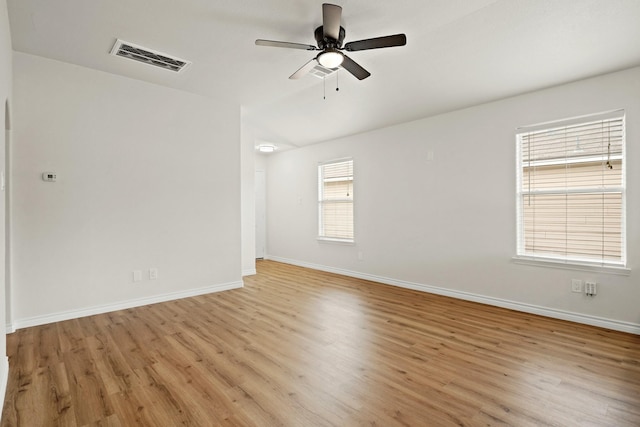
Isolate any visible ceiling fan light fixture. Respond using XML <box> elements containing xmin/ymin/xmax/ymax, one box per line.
<box><xmin>317</xmin><ymin>49</ymin><xmax>344</xmax><ymax>69</ymax></box>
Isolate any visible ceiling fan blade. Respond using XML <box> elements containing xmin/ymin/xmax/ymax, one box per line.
<box><xmin>289</xmin><ymin>58</ymin><xmax>317</xmax><ymax>79</ymax></box>
<box><xmin>344</xmin><ymin>34</ymin><xmax>407</xmax><ymax>51</ymax></box>
<box><xmin>255</xmin><ymin>39</ymin><xmax>317</xmax><ymax>50</ymax></box>
<box><xmin>340</xmin><ymin>54</ymin><xmax>370</xmax><ymax>80</ymax></box>
<box><xmin>322</xmin><ymin>3</ymin><xmax>342</xmax><ymax>40</ymax></box>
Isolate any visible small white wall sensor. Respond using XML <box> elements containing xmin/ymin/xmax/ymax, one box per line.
<box><xmin>42</xmin><ymin>172</ymin><xmax>57</xmax><ymax>182</ymax></box>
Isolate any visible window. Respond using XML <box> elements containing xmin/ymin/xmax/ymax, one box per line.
<box><xmin>318</xmin><ymin>159</ymin><xmax>354</xmax><ymax>242</ymax></box>
<box><xmin>516</xmin><ymin>111</ymin><xmax>625</xmax><ymax>267</ymax></box>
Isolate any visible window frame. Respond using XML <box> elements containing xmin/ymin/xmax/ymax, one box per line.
<box><xmin>317</xmin><ymin>158</ymin><xmax>355</xmax><ymax>244</ymax></box>
<box><xmin>514</xmin><ymin>110</ymin><xmax>628</xmax><ymax>273</ymax></box>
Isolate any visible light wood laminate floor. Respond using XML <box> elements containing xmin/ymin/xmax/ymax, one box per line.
<box><xmin>1</xmin><ymin>260</ymin><xmax>639</xmax><ymax>426</ymax></box>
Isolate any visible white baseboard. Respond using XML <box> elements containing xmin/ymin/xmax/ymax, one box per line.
<box><xmin>266</xmin><ymin>255</ymin><xmax>640</xmax><ymax>335</ymax></box>
<box><xmin>10</xmin><ymin>280</ymin><xmax>243</xmax><ymax>331</ymax></box>
<box><xmin>242</xmin><ymin>268</ymin><xmax>257</xmax><ymax>276</ymax></box>
<box><xmin>0</xmin><ymin>356</ymin><xmax>8</xmax><ymax>416</ymax></box>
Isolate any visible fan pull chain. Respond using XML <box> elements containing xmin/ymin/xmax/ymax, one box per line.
<box><xmin>323</xmin><ymin>71</ymin><xmax>340</xmax><ymax>100</ymax></box>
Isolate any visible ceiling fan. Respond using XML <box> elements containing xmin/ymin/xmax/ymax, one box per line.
<box><xmin>255</xmin><ymin>3</ymin><xmax>406</xmax><ymax>81</ymax></box>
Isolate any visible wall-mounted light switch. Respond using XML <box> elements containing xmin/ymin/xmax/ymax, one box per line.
<box><xmin>133</xmin><ymin>270</ymin><xmax>142</xmax><ymax>282</ymax></box>
<box><xmin>585</xmin><ymin>281</ymin><xmax>597</xmax><ymax>296</ymax></box>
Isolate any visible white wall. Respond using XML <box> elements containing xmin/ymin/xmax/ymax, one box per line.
<box><xmin>239</xmin><ymin>118</ymin><xmax>271</xmax><ymax>275</ymax></box>
<box><xmin>11</xmin><ymin>52</ymin><xmax>242</xmax><ymax>327</ymax></box>
<box><xmin>0</xmin><ymin>0</ymin><xmax>11</xmax><ymax>404</ymax></box>
<box><xmin>254</xmin><ymin>154</ymin><xmax>267</xmax><ymax>259</ymax></box>
<box><xmin>265</xmin><ymin>66</ymin><xmax>640</xmax><ymax>333</ymax></box>
<box><xmin>240</xmin><ymin>108</ymin><xmax>256</xmax><ymax>276</ymax></box>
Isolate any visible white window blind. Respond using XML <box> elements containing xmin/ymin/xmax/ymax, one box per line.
<box><xmin>516</xmin><ymin>112</ymin><xmax>625</xmax><ymax>266</ymax></box>
<box><xmin>318</xmin><ymin>159</ymin><xmax>354</xmax><ymax>241</ymax></box>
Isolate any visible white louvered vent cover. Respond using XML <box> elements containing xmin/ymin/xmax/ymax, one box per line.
<box><xmin>309</xmin><ymin>64</ymin><xmax>337</xmax><ymax>79</ymax></box>
<box><xmin>110</xmin><ymin>39</ymin><xmax>192</xmax><ymax>73</ymax></box>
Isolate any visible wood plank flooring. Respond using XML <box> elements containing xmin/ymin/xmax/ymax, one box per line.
<box><xmin>2</xmin><ymin>260</ymin><xmax>639</xmax><ymax>426</ymax></box>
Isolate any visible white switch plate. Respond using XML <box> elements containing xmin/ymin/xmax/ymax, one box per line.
<box><xmin>585</xmin><ymin>281</ymin><xmax>597</xmax><ymax>296</ymax></box>
<box><xmin>133</xmin><ymin>270</ymin><xmax>142</xmax><ymax>282</ymax></box>
<box><xmin>149</xmin><ymin>268</ymin><xmax>158</xmax><ymax>280</ymax></box>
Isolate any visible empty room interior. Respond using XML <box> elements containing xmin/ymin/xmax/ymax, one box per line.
<box><xmin>0</xmin><ymin>0</ymin><xmax>639</xmax><ymax>425</ymax></box>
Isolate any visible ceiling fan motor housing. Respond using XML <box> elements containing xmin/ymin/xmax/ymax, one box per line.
<box><xmin>315</xmin><ymin>26</ymin><xmax>346</xmax><ymax>49</ymax></box>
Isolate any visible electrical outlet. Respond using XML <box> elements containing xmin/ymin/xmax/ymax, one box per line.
<box><xmin>133</xmin><ymin>270</ymin><xmax>142</xmax><ymax>282</ymax></box>
<box><xmin>571</xmin><ymin>279</ymin><xmax>583</xmax><ymax>293</ymax></box>
<box><xmin>149</xmin><ymin>268</ymin><xmax>158</xmax><ymax>280</ymax></box>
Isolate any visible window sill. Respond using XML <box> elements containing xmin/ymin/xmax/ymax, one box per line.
<box><xmin>317</xmin><ymin>237</ymin><xmax>355</xmax><ymax>245</ymax></box>
<box><xmin>511</xmin><ymin>256</ymin><xmax>630</xmax><ymax>276</ymax></box>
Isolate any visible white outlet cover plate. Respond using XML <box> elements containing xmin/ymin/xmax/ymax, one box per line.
<box><xmin>571</xmin><ymin>279</ymin><xmax>583</xmax><ymax>292</ymax></box>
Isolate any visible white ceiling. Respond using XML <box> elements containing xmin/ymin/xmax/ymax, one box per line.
<box><xmin>7</xmin><ymin>0</ymin><xmax>640</xmax><ymax>148</ymax></box>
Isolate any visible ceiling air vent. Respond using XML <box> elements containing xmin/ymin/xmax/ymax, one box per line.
<box><xmin>110</xmin><ymin>39</ymin><xmax>191</xmax><ymax>73</ymax></box>
<box><xmin>309</xmin><ymin>64</ymin><xmax>338</xmax><ymax>79</ymax></box>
